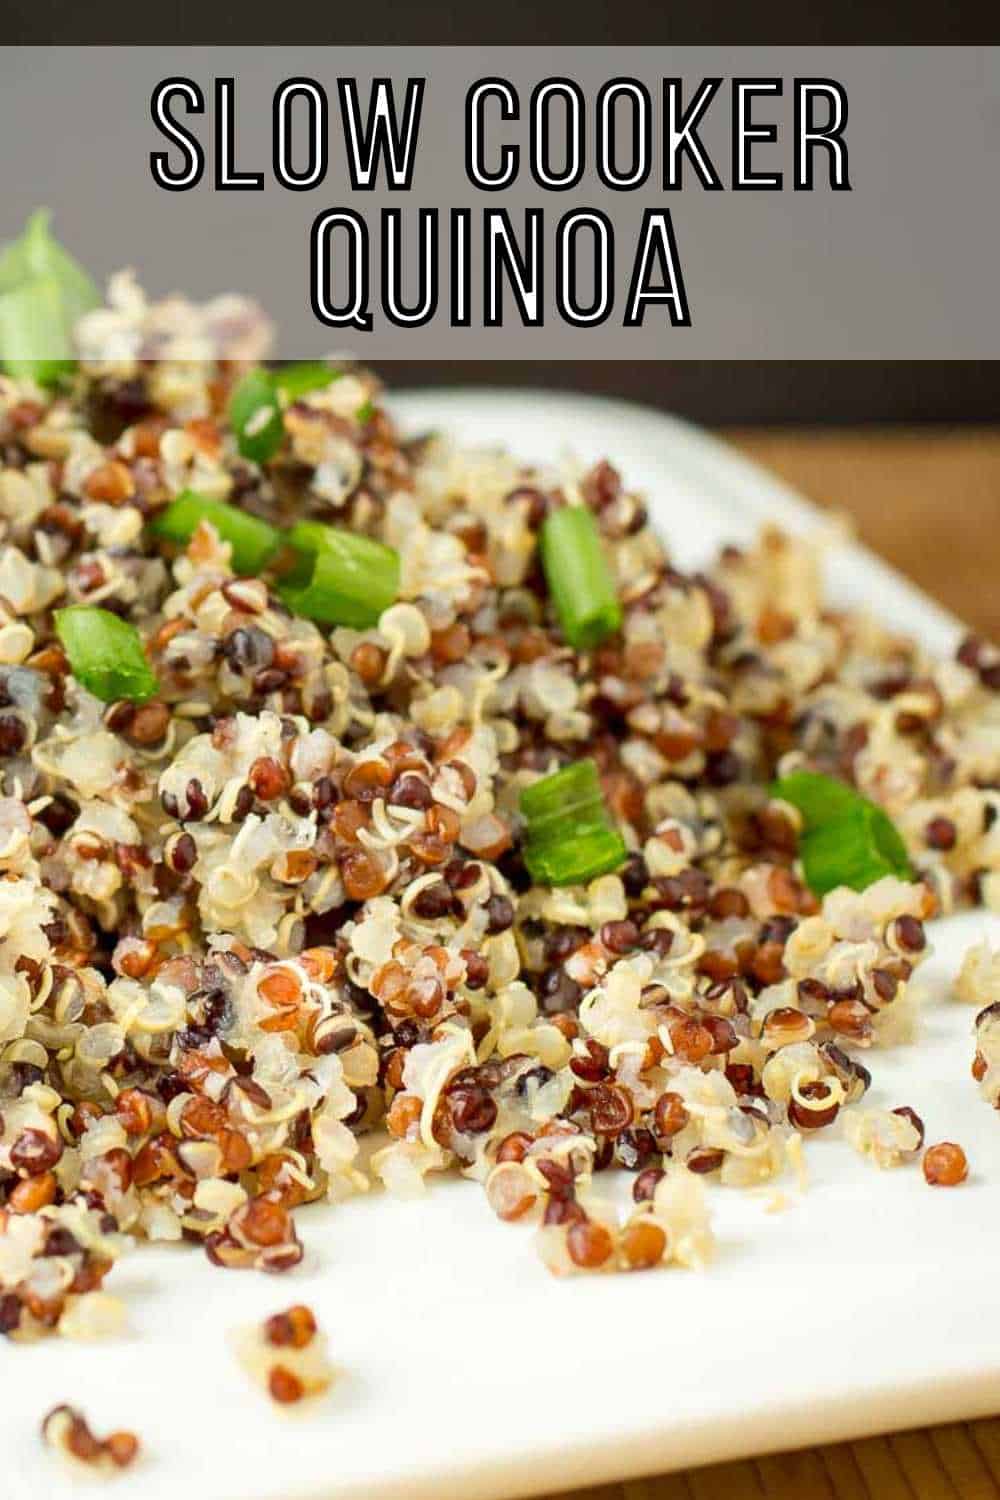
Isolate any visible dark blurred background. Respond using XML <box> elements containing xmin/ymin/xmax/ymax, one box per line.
<box><xmin>381</xmin><ymin>363</ymin><xmax>998</xmax><ymax>429</ymax></box>
<box><xmin>7</xmin><ymin>0</ymin><xmax>997</xmax><ymax>45</ymax></box>
<box><xmin>8</xmin><ymin>1</ymin><xmax>998</xmax><ymax>426</ymax></box>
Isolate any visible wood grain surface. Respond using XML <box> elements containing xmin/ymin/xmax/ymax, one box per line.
<box><xmin>727</xmin><ymin>426</ymin><xmax>1000</xmax><ymax>638</ymax></box>
<box><xmin>550</xmin><ymin>427</ymin><xmax>1000</xmax><ymax>1500</ymax></box>
<box><xmin>546</xmin><ymin>1420</ymin><xmax>1000</xmax><ymax>1500</ymax></box>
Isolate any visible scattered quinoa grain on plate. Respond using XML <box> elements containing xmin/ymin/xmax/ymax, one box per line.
<box><xmin>232</xmin><ymin>1303</ymin><xmax>334</xmax><ymax>1403</ymax></box>
<box><xmin>41</xmin><ymin>1404</ymin><xmax>140</xmax><ymax>1472</ymax></box>
<box><xmin>973</xmin><ymin>992</ymin><xmax>1000</xmax><ymax>1101</ymax></box>
<box><xmin>922</xmin><ymin>1142</ymin><xmax>969</xmax><ymax>1186</ymax></box>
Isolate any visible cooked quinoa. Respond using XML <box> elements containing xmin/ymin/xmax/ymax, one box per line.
<box><xmin>232</xmin><ymin>1302</ymin><xmax>334</xmax><ymax>1404</ymax></box>
<box><xmin>1</xmin><ymin>273</ymin><xmax>998</xmax><ymax>1336</ymax></box>
<box><xmin>41</xmin><ymin>1403</ymin><xmax>140</xmax><ymax>1471</ymax></box>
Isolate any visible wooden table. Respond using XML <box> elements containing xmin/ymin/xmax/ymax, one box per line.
<box><xmin>552</xmin><ymin>427</ymin><xmax>1000</xmax><ymax>1500</ymax></box>
<box><xmin>728</xmin><ymin>426</ymin><xmax>1000</xmax><ymax>639</ymax></box>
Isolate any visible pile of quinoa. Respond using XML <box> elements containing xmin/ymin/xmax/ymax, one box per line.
<box><xmin>1</xmin><ymin>271</ymin><xmax>999</xmax><ymax>1344</ymax></box>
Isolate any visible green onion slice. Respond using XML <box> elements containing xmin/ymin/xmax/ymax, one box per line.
<box><xmin>0</xmin><ymin>276</ymin><xmax>76</xmax><ymax>385</ymax></box>
<box><xmin>355</xmin><ymin>399</ymin><xmax>375</xmax><ymax>425</ymax></box>
<box><xmin>771</xmin><ymin>769</ymin><xmax>913</xmax><ymax>894</ymax></box>
<box><xmin>524</xmin><ymin>825</ymin><xmax>628</xmax><ymax>887</ymax></box>
<box><xmin>230</xmin><ymin>363</ymin><xmax>342</xmax><ymax>463</ymax></box>
<box><xmin>279</xmin><ymin>522</ymin><xmax>400</xmax><ymax>629</ymax></box>
<box><xmin>520</xmin><ymin>759</ymin><xmax>627</xmax><ymax>886</ymax></box>
<box><xmin>55</xmin><ymin>606</ymin><xmax>158</xmax><ymax>704</ymax></box>
<box><xmin>521</xmin><ymin>758</ymin><xmax>601</xmax><ymax>823</ymax></box>
<box><xmin>770</xmin><ymin>770</ymin><xmax>861</xmax><ymax>832</ymax></box>
<box><xmin>229</xmin><ymin>369</ymin><xmax>285</xmax><ymax>465</ymax></box>
<box><xmin>0</xmin><ymin>210</ymin><xmax>100</xmax><ymax>327</ymax></box>
<box><xmin>520</xmin><ymin>758</ymin><xmax>605</xmax><ymax>842</ymax></box>
<box><xmin>799</xmin><ymin>803</ymin><xmax>913</xmax><ymax>896</ymax></box>
<box><xmin>538</xmin><ymin>506</ymin><xmax>622</xmax><ymax>652</ymax></box>
<box><xmin>150</xmin><ymin>492</ymin><xmax>282</xmax><ymax>575</ymax></box>
<box><xmin>524</xmin><ymin>798</ymin><xmax>607</xmax><ymax>849</ymax></box>
<box><xmin>0</xmin><ymin>211</ymin><xmax>100</xmax><ymax>385</ymax></box>
<box><xmin>273</xmin><ymin>362</ymin><xmax>341</xmax><ymax>403</ymax></box>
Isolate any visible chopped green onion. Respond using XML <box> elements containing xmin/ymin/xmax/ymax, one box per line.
<box><xmin>538</xmin><ymin>506</ymin><xmax>622</xmax><ymax>652</ymax></box>
<box><xmin>286</xmin><ymin>521</ymin><xmax>401</xmax><ymax>581</ymax></box>
<box><xmin>526</xmin><ymin>801</ymin><xmax>608</xmax><ymax>855</ymax></box>
<box><xmin>150</xmin><ymin>491</ymin><xmax>282</xmax><ymax>575</ymax></box>
<box><xmin>800</xmin><ymin>803</ymin><xmax>913</xmax><ymax>896</ymax></box>
<box><xmin>54</xmin><ymin>606</ymin><xmax>158</xmax><ymax>704</ymax></box>
<box><xmin>524</xmin><ymin>826</ymin><xmax>628</xmax><ymax>887</ymax></box>
<box><xmin>0</xmin><ymin>211</ymin><xmax>100</xmax><ymax>385</ymax></box>
<box><xmin>279</xmin><ymin>522</ymin><xmax>400</xmax><ymax>628</ymax></box>
<box><xmin>229</xmin><ymin>369</ymin><xmax>285</xmax><ymax>464</ymax></box>
<box><xmin>273</xmin><ymin>362</ymin><xmax>340</xmax><ymax>403</ymax></box>
<box><xmin>229</xmin><ymin>363</ymin><xmax>342</xmax><ymax>462</ymax></box>
<box><xmin>0</xmin><ymin>210</ymin><xmax>100</xmax><ymax>326</ymax></box>
<box><xmin>520</xmin><ymin>757</ymin><xmax>605</xmax><ymax>842</ymax></box>
<box><xmin>519</xmin><ymin>758</ymin><xmax>627</xmax><ymax>886</ymax></box>
<box><xmin>0</xmin><ymin>276</ymin><xmax>76</xmax><ymax>384</ymax></box>
<box><xmin>770</xmin><ymin>769</ymin><xmax>913</xmax><ymax>894</ymax></box>
<box><xmin>520</xmin><ymin>758</ymin><xmax>601</xmax><ymax>822</ymax></box>
<box><xmin>770</xmin><ymin>770</ymin><xmax>860</xmax><ymax>831</ymax></box>
<box><xmin>355</xmin><ymin>399</ymin><xmax>375</xmax><ymax>424</ymax></box>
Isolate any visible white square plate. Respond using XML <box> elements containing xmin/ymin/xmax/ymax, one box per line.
<box><xmin>10</xmin><ymin>393</ymin><xmax>1000</xmax><ymax>1500</ymax></box>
